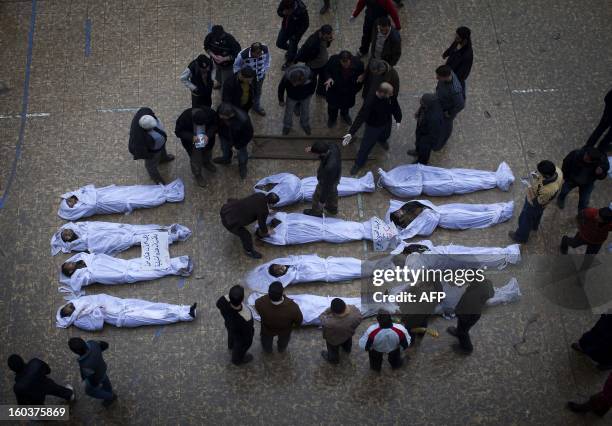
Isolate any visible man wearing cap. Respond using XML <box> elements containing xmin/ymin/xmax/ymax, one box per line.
<box><xmin>319</xmin><ymin>298</ymin><xmax>362</xmax><ymax>364</ymax></box>
<box><xmin>303</xmin><ymin>140</ymin><xmax>341</xmax><ymax>217</ymax></box>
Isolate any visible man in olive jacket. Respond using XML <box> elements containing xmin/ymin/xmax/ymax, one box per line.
<box><xmin>216</xmin><ymin>285</ymin><xmax>255</xmax><ymax>365</ymax></box>
<box><xmin>303</xmin><ymin>141</ymin><xmax>342</xmax><ymax>217</ymax></box>
<box><xmin>319</xmin><ymin>298</ymin><xmax>362</xmax><ymax>364</ymax></box>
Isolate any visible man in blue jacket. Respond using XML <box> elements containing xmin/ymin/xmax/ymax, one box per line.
<box><xmin>69</xmin><ymin>338</ymin><xmax>116</xmax><ymax>407</ymax></box>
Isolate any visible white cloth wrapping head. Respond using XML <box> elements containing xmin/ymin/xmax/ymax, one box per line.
<box><xmin>50</xmin><ymin>222</ymin><xmax>191</xmax><ymax>255</ymax></box>
<box><xmin>253</xmin><ymin>172</ymin><xmax>375</xmax><ymax>207</ymax></box>
<box><xmin>58</xmin><ymin>179</ymin><xmax>185</xmax><ymax>220</ymax></box>
<box><xmin>56</xmin><ymin>293</ymin><xmax>193</xmax><ymax>330</ymax></box>
<box><xmin>386</xmin><ymin>199</ymin><xmax>514</xmax><ymax>241</ymax></box>
<box><xmin>377</xmin><ymin>162</ymin><xmax>514</xmax><ymax>198</ymax></box>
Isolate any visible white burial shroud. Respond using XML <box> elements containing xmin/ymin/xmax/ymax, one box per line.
<box><xmin>59</xmin><ymin>252</ymin><xmax>192</xmax><ymax>293</ymax></box>
<box><xmin>50</xmin><ymin>222</ymin><xmax>191</xmax><ymax>255</ymax></box>
<box><xmin>386</xmin><ymin>199</ymin><xmax>514</xmax><ymax>241</ymax></box>
<box><xmin>377</xmin><ymin>162</ymin><xmax>514</xmax><ymax>198</ymax></box>
<box><xmin>56</xmin><ymin>294</ymin><xmax>193</xmax><ymax>330</ymax></box>
<box><xmin>57</xmin><ymin>179</ymin><xmax>185</xmax><ymax>220</ymax></box>
<box><xmin>244</xmin><ymin>254</ymin><xmax>363</xmax><ymax>292</ymax></box>
<box><xmin>253</xmin><ymin>172</ymin><xmax>375</xmax><ymax>207</ymax></box>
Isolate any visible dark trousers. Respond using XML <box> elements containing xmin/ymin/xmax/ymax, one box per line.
<box><xmin>569</xmin><ymin>393</ymin><xmax>612</xmax><ymax>417</ymax></box>
<box><xmin>310</xmin><ymin>181</ymin><xmax>339</xmax><ymax>214</ymax></box>
<box><xmin>220</xmin><ymin>139</ymin><xmax>248</xmax><ymax>165</ymax></box>
<box><xmin>227</xmin><ymin>330</ymin><xmax>253</xmax><ymax>365</ymax></box>
<box><xmin>191</xmin><ymin>91</ymin><xmax>212</xmax><ymax>108</ymax></box>
<box><xmin>261</xmin><ymin>333</ymin><xmax>291</xmax><ymax>353</ymax></box>
<box><xmin>586</xmin><ymin>102</ymin><xmax>612</xmax><ymax>152</ymax></box>
<box><xmin>557</xmin><ymin>180</ymin><xmax>594</xmax><ymax>212</ymax></box>
<box><xmin>276</xmin><ymin>28</ymin><xmax>302</xmax><ymax>64</ymax></box>
<box><xmin>514</xmin><ymin>197</ymin><xmax>544</xmax><ymax>243</ymax></box>
<box><xmin>326</xmin><ymin>339</ymin><xmax>352</xmax><ymax>363</ymax></box>
<box><xmin>35</xmin><ymin>378</ymin><xmax>74</xmax><ymax>403</ymax></box>
<box><xmin>144</xmin><ymin>146</ymin><xmax>171</xmax><ymax>184</ymax></box>
<box><xmin>310</xmin><ymin>66</ymin><xmax>326</xmax><ymax>95</ymax></box>
<box><xmin>189</xmin><ymin>148</ymin><xmax>213</xmax><ymax>177</ymax></box>
<box><xmin>222</xmin><ymin>220</ymin><xmax>253</xmax><ymax>252</ymax></box>
<box><xmin>456</xmin><ymin>314</ymin><xmax>481</xmax><ymax>352</ymax></box>
<box><xmin>563</xmin><ymin>233</ymin><xmax>602</xmax><ymax>255</ymax></box>
<box><xmin>85</xmin><ymin>375</ymin><xmax>113</xmax><ymax>402</ymax></box>
<box><xmin>327</xmin><ymin>105</ymin><xmax>349</xmax><ymax>122</ymax></box>
<box><xmin>437</xmin><ymin>116</ymin><xmax>454</xmax><ymax>150</ymax></box>
<box><xmin>368</xmin><ymin>348</ymin><xmax>402</xmax><ymax>371</ymax></box>
<box><xmin>359</xmin><ymin>16</ymin><xmax>376</xmax><ymax>55</ymax></box>
<box><xmin>355</xmin><ymin>123</ymin><xmax>389</xmax><ymax>167</ymax></box>
<box><xmin>214</xmin><ymin>63</ymin><xmax>233</xmax><ymax>86</ymax></box>
<box><xmin>415</xmin><ymin>138</ymin><xmax>432</xmax><ymax>164</ymax></box>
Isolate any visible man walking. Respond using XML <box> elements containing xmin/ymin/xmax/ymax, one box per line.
<box><xmin>435</xmin><ymin>64</ymin><xmax>465</xmax><ymax>148</ymax></box>
<box><xmin>213</xmin><ymin>103</ymin><xmax>255</xmax><ymax>179</ymax></box>
<box><xmin>216</xmin><ymin>285</ymin><xmax>255</xmax><ymax>365</ymax></box>
<box><xmin>204</xmin><ymin>25</ymin><xmax>241</xmax><ymax>89</ymax></box>
<box><xmin>295</xmin><ymin>25</ymin><xmax>334</xmax><ymax>96</ymax></box>
<box><xmin>222</xmin><ymin>66</ymin><xmax>257</xmax><ymax>114</ymax></box>
<box><xmin>220</xmin><ymin>192</ymin><xmax>280</xmax><ymax>259</ymax></box>
<box><xmin>276</xmin><ymin>0</ymin><xmax>310</xmax><ymax>70</ymax></box>
<box><xmin>324</xmin><ymin>50</ymin><xmax>364</xmax><ymax>127</ymax></box>
<box><xmin>571</xmin><ymin>313</ymin><xmax>612</xmax><ymax>371</ymax></box>
<box><xmin>319</xmin><ymin>298</ymin><xmax>362</xmax><ymax>364</ymax></box>
<box><xmin>255</xmin><ymin>281</ymin><xmax>303</xmax><ymax>353</ymax></box>
<box><xmin>585</xmin><ymin>88</ymin><xmax>612</xmax><ymax>152</ymax></box>
<box><xmin>406</xmin><ymin>93</ymin><xmax>444</xmax><ymax>164</ymax></box>
<box><xmin>349</xmin><ymin>0</ymin><xmax>401</xmax><ymax>57</ymax></box>
<box><xmin>175</xmin><ymin>106</ymin><xmax>217</xmax><ymax>187</ymax></box>
<box><xmin>233</xmin><ymin>42</ymin><xmax>271</xmax><ymax>116</ymax></box>
<box><xmin>179</xmin><ymin>54</ymin><xmax>214</xmax><ymax>108</ymax></box>
<box><xmin>567</xmin><ymin>372</ymin><xmax>612</xmax><ymax>417</ymax></box>
<box><xmin>68</xmin><ymin>337</ymin><xmax>116</xmax><ymax>407</ymax></box>
<box><xmin>8</xmin><ymin>354</ymin><xmax>75</xmax><ymax>405</ymax></box>
<box><xmin>557</xmin><ymin>146</ymin><xmax>609</xmax><ymax>212</ymax></box>
<box><xmin>359</xmin><ymin>310</ymin><xmax>410</xmax><ymax>372</ymax></box>
<box><xmin>369</xmin><ymin>17</ymin><xmax>401</xmax><ymax>66</ymax></box>
<box><xmin>303</xmin><ymin>141</ymin><xmax>341</xmax><ymax>217</ymax></box>
<box><xmin>278</xmin><ymin>63</ymin><xmax>316</xmax><ymax>135</ymax></box>
<box><xmin>561</xmin><ymin>206</ymin><xmax>612</xmax><ymax>255</ymax></box>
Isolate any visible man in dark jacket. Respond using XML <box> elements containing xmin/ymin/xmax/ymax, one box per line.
<box><xmin>442</xmin><ymin>26</ymin><xmax>473</xmax><ymax>96</ymax></box>
<box><xmin>571</xmin><ymin>313</ymin><xmax>612</xmax><ymax>371</ymax></box>
<box><xmin>586</xmin><ymin>88</ymin><xmax>612</xmax><ymax>152</ymax></box>
<box><xmin>222</xmin><ymin>66</ymin><xmax>256</xmax><ymax>113</ymax></box>
<box><xmin>435</xmin><ymin>64</ymin><xmax>465</xmax><ymax>148</ymax></box>
<box><xmin>344</xmin><ymin>82</ymin><xmax>402</xmax><ymax>175</ymax></box>
<box><xmin>447</xmin><ymin>278</ymin><xmax>494</xmax><ymax>354</ymax></box>
<box><xmin>350</xmin><ymin>0</ymin><xmax>401</xmax><ymax>56</ymax></box>
<box><xmin>179</xmin><ymin>54</ymin><xmax>214</xmax><ymax>108</ymax></box>
<box><xmin>175</xmin><ymin>106</ymin><xmax>217</xmax><ymax>187</ymax></box>
<box><xmin>278</xmin><ymin>64</ymin><xmax>316</xmax><ymax>135</ymax></box>
<box><xmin>557</xmin><ymin>146</ymin><xmax>609</xmax><ymax>211</ymax></box>
<box><xmin>324</xmin><ymin>50</ymin><xmax>364</xmax><ymax>127</ymax></box>
<box><xmin>360</xmin><ymin>58</ymin><xmax>399</xmax><ymax>102</ymax></box>
<box><xmin>255</xmin><ymin>281</ymin><xmax>304</xmax><ymax>353</ymax></box>
<box><xmin>407</xmin><ymin>93</ymin><xmax>444</xmax><ymax>164</ymax></box>
<box><xmin>128</xmin><ymin>107</ymin><xmax>175</xmax><ymax>185</ymax></box>
<box><xmin>277</xmin><ymin>0</ymin><xmax>310</xmax><ymax>69</ymax></box>
<box><xmin>220</xmin><ymin>192</ymin><xmax>280</xmax><ymax>259</ymax></box>
<box><xmin>319</xmin><ymin>298</ymin><xmax>362</xmax><ymax>364</ymax></box>
<box><xmin>295</xmin><ymin>25</ymin><xmax>334</xmax><ymax>96</ymax></box>
<box><xmin>8</xmin><ymin>354</ymin><xmax>74</xmax><ymax>405</ymax></box>
<box><xmin>216</xmin><ymin>285</ymin><xmax>255</xmax><ymax>365</ymax></box>
<box><xmin>369</xmin><ymin>17</ymin><xmax>401</xmax><ymax>66</ymax></box>
<box><xmin>204</xmin><ymin>25</ymin><xmax>241</xmax><ymax>89</ymax></box>
<box><xmin>213</xmin><ymin>103</ymin><xmax>254</xmax><ymax>179</ymax></box>
<box><xmin>303</xmin><ymin>141</ymin><xmax>342</xmax><ymax>217</ymax></box>
<box><xmin>68</xmin><ymin>338</ymin><xmax>116</xmax><ymax>407</ymax></box>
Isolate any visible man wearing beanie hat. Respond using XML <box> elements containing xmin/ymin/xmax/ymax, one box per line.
<box><xmin>303</xmin><ymin>140</ymin><xmax>341</xmax><ymax>217</ymax></box>
<box><xmin>128</xmin><ymin>107</ymin><xmax>175</xmax><ymax>185</ymax></box>
<box><xmin>509</xmin><ymin>160</ymin><xmax>563</xmax><ymax>243</ymax></box>
<box><xmin>319</xmin><ymin>298</ymin><xmax>362</xmax><ymax>364</ymax></box>
<box><xmin>180</xmin><ymin>54</ymin><xmax>214</xmax><ymax>108</ymax></box>
<box><xmin>216</xmin><ymin>285</ymin><xmax>255</xmax><ymax>365</ymax></box>
<box><xmin>8</xmin><ymin>354</ymin><xmax>75</xmax><ymax>405</ymax></box>
<box><xmin>254</xmin><ymin>281</ymin><xmax>303</xmax><ymax>353</ymax></box>
<box><xmin>561</xmin><ymin>205</ymin><xmax>612</xmax><ymax>256</ymax></box>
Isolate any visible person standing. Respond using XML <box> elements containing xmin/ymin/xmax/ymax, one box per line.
<box><xmin>442</xmin><ymin>26</ymin><xmax>473</xmax><ymax>96</ymax></box>
<box><xmin>571</xmin><ymin>313</ymin><xmax>612</xmax><ymax>371</ymax></box>
<box><xmin>323</xmin><ymin>50</ymin><xmax>364</xmax><ymax>127</ymax></box>
<box><xmin>276</xmin><ymin>0</ymin><xmax>310</xmax><ymax>70</ymax></box>
<box><xmin>213</xmin><ymin>103</ymin><xmax>254</xmax><ymax>179</ymax></box>
<box><xmin>509</xmin><ymin>160</ymin><xmax>563</xmax><ymax>243</ymax></box>
<box><xmin>216</xmin><ymin>285</ymin><xmax>255</xmax><ymax>365</ymax></box>
<box><xmin>233</xmin><ymin>42</ymin><xmax>271</xmax><ymax>116</ymax></box>
<box><xmin>567</xmin><ymin>372</ymin><xmax>612</xmax><ymax>417</ymax></box>
<box><xmin>350</xmin><ymin>0</ymin><xmax>401</xmax><ymax>57</ymax></box>
<box><xmin>278</xmin><ymin>64</ymin><xmax>316</xmax><ymax>135</ymax></box>
<box><xmin>68</xmin><ymin>338</ymin><xmax>116</xmax><ymax>407</ymax></box>
<box><xmin>435</xmin><ymin>64</ymin><xmax>465</xmax><ymax>148</ymax></box>
<box><xmin>254</xmin><ymin>282</ymin><xmax>303</xmax><ymax>353</ymax></box>
<box><xmin>303</xmin><ymin>140</ymin><xmax>341</xmax><ymax>217</ymax></box>
<box><xmin>295</xmin><ymin>25</ymin><xmax>334</xmax><ymax>96</ymax></box>
<box><xmin>359</xmin><ymin>310</ymin><xmax>410</xmax><ymax>372</ymax></box>
<box><xmin>343</xmin><ymin>82</ymin><xmax>402</xmax><ymax>175</ymax></box>
<box><xmin>319</xmin><ymin>298</ymin><xmax>362</xmax><ymax>364</ymax></box>
<box><xmin>557</xmin><ymin>146</ymin><xmax>609</xmax><ymax>212</ymax></box>
<box><xmin>446</xmin><ymin>279</ymin><xmax>494</xmax><ymax>354</ymax></box>
<box><xmin>406</xmin><ymin>93</ymin><xmax>444</xmax><ymax>164</ymax></box>
<box><xmin>128</xmin><ymin>108</ymin><xmax>175</xmax><ymax>185</ymax></box>
<box><xmin>222</xmin><ymin>66</ymin><xmax>257</xmax><ymax>114</ymax></box>
<box><xmin>174</xmin><ymin>106</ymin><xmax>217</xmax><ymax>187</ymax></box>
<box><xmin>204</xmin><ymin>25</ymin><xmax>241</xmax><ymax>89</ymax></box>
<box><xmin>369</xmin><ymin>17</ymin><xmax>401</xmax><ymax>66</ymax></box>
<box><xmin>585</xmin><ymin>88</ymin><xmax>612</xmax><ymax>152</ymax></box>
<box><xmin>179</xmin><ymin>54</ymin><xmax>214</xmax><ymax>108</ymax></box>
<box><xmin>7</xmin><ymin>355</ymin><xmax>75</xmax><ymax>405</ymax></box>
<box><xmin>561</xmin><ymin>206</ymin><xmax>612</xmax><ymax>255</ymax></box>
<box><xmin>220</xmin><ymin>192</ymin><xmax>280</xmax><ymax>259</ymax></box>
<box><xmin>360</xmin><ymin>59</ymin><xmax>399</xmax><ymax>102</ymax></box>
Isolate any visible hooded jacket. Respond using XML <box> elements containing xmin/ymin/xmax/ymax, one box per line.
<box><xmin>174</xmin><ymin>107</ymin><xmax>218</xmax><ymax>154</ymax></box>
<box><xmin>128</xmin><ymin>107</ymin><xmax>164</xmax><ymax>160</ymax></box>
<box><xmin>203</xmin><ymin>30</ymin><xmax>241</xmax><ymax>66</ymax></box>
<box><xmin>277</xmin><ymin>0</ymin><xmax>309</xmax><ymax>37</ymax></box>
<box><xmin>324</xmin><ymin>54</ymin><xmax>365</xmax><ymax>109</ymax></box>
<box><xmin>12</xmin><ymin>358</ymin><xmax>52</xmax><ymax>405</ymax></box>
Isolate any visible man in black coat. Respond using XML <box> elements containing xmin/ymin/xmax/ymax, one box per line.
<box><xmin>557</xmin><ymin>146</ymin><xmax>609</xmax><ymax>212</ymax></box>
<box><xmin>204</xmin><ymin>25</ymin><xmax>241</xmax><ymax>89</ymax></box>
<box><xmin>8</xmin><ymin>354</ymin><xmax>74</xmax><ymax>405</ymax></box>
<box><xmin>586</xmin><ymin>88</ymin><xmax>612</xmax><ymax>152</ymax></box>
<box><xmin>128</xmin><ymin>107</ymin><xmax>175</xmax><ymax>185</ymax></box>
<box><xmin>295</xmin><ymin>25</ymin><xmax>334</xmax><ymax>96</ymax></box>
<box><xmin>407</xmin><ymin>93</ymin><xmax>444</xmax><ymax>164</ymax></box>
<box><xmin>216</xmin><ymin>285</ymin><xmax>255</xmax><ymax>365</ymax></box>
<box><xmin>323</xmin><ymin>50</ymin><xmax>364</xmax><ymax>127</ymax></box>
<box><xmin>174</xmin><ymin>107</ymin><xmax>217</xmax><ymax>187</ymax></box>
<box><xmin>213</xmin><ymin>103</ymin><xmax>254</xmax><ymax>179</ymax></box>
<box><xmin>369</xmin><ymin>16</ymin><xmax>401</xmax><ymax>66</ymax></box>
<box><xmin>303</xmin><ymin>141</ymin><xmax>342</xmax><ymax>217</ymax></box>
<box><xmin>179</xmin><ymin>54</ymin><xmax>214</xmax><ymax>108</ymax></box>
<box><xmin>276</xmin><ymin>0</ymin><xmax>310</xmax><ymax>70</ymax></box>
<box><xmin>222</xmin><ymin>66</ymin><xmax>257</xmax><ymax>113</ymax></box>
<box><xmin>442</xmin><ymin>26</ymin><xmax>473</xmax><ymax>96</ymax></box>
<box><xmin>68</xmin><ymin>338</ymin><xmax>116</xmax><ymax>407</ymax></box>
<box><xmin>572</xmin><ymin>313</ymin><xmax>612</xmax><ymax>370</ymax></box>
<box><xmin>220</xmin><ymin>192</ymin><xmax>280</xmax><ymax>259</ymax></box>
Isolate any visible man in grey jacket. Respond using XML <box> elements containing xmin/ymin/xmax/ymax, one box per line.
<box><xmin>435</xmin><ymin>64</ymin><xmax>465</xmax><ymax>148</ymax></box>
<box><xmin>278</xmin><ymin>64</ymin><xmax>317</xmax><ymax>135</ymax></box>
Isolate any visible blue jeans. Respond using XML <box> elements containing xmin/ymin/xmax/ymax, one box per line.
<box><xmin>253</xmin><ymin>77</ymin><xmax>264</xmax><ymax>110</ymax></box>
<box><xmin>220</xmin><ymin>138</ymin><xmax>248</xmax><ymax>166</ymax></box>
<box><xmin>355</xmin><ymin>124</ymin><xmax>388</xmax><ymax>167</ymax></box>
<box><xmin>557</xmin><ymin>180</ymin><xmax>594</xmax><ymax>211</ymax></box>
<box><xmin>514</xmin><ymin>197</ymin><xmax>544</xmax><ymax>242</ymax></box>
<box><xmin>85</xmin><ymin>375</ymin><xmax>113</xmax><ymax>402</ymax></box>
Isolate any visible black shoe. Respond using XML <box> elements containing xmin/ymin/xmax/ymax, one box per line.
<box><xmin>320</xmin><ymin>350</ymin><xmax>339</xmax><ymax>364</ymax></box>
<box><xmin>446</xmin><ymin>326</ymin><xmax>458</xmax><ymax>338</ymax></box>
<box><xmin>301</xmin><ymin>125</ymin><xmax>311</xmax><ymax>135</ymax></box>
<box><xmin>350</xmin><ymin>164</ymin><xmax>361</xmax><ymax>175</ymax></box>
<box><xmin>203</xmin><ymin>162</ymin><xmax>217</xmax><ymax>172</ymax></box>
<box><xmin>379</xmin><ymin>140</ymin><xmax>390</xmax><ymax>151</ymax></box>
<box><xmin>189</xmin><ymin>303</ymin><xmax>197</xmax><ymax>318</ymax></box>
<box><xmin>560</xmin><ymin>236</ymin><xmax>569</xmax><ymax>254</ymax></box>
<box><xmin>452</xmin><ymin>343</ymin><xmax>473</xmax><ymax>355</ymax></box>
<box><xmin>239</xmin><ymin>164</ymin><xmax>247</xmax><ymax>180</ymax></box>
<box><xmin>213</xmin><ymin>157</ymin><xmax>231</xmax><ymax>165</ymax></box>
<box><xmin>253</xmin><ymin>107</ymin><xmax>266</xmax><ymax>116</ymax></box>
<box><xmin>324</xmin><ymin>207</ymin><xmax>338</xmax><ymax>215</ymax></box>
<box><xmin>160</xmin><ymin>154</ymin><xmax>175</xmax><ymax>163</ymax></box>
<box><xmin>238</xmin><ymin>354</ymin><xmax>254</xmax><ymax>365</ymax></box>
<box><xmin>570</xmin><ymin>342</ymin><xmax>584</xmax><ymax>354</ymax></box>
<box><xmin>245</xmin><ymin>250</ymin><xmax>262</xmax><ymax>259</ymax></box>
<box><xmin>303</xmin><ymin>208</ymin><xmax>323</xmax><ymax>217</ymax></box>
<box><xmin>566</xmin><ymin>401</ymin><xmax>589</xmax><ymax>414</ymax></box>
<box><xmin>194</xmin><ymin>174</ymin><xmax>206</xmax><ymax>187</ymax></box>
<box><xmin>327</xmin><ymin>119</ymin><xmax>337</xmax><ymax>128</ymax></box>
<box><xmin>508</xmin><ymin>231</ymin><xmax>521</xmax><ymax>243</ymax></box>
<box><xmin>391</xmin><ymin>358</ymin><xmax>404</xmax><ymax>370</ymax></box>
<box><xmin>341</xmin><ymin>113</ymin><xmax>352</xmax><ymax>125</ymax></box>
<box><xmin>102</xmin><ymin>393</ymin><xmax>117</xmax><ymax>407</ymax></box>
<box><xmin>406</xmin><ymin>149</ymin><xmax>418</xmax><ymax>156</ymax></box>
<box><xmin>282</xmin><ymin>127</ymin><xmax>291</xmax><ymax>135</ymax></box>
<box><xmin>557</xmin><ymin>196</ymin><xmax>565</xmax><ymax>209</ymax></box>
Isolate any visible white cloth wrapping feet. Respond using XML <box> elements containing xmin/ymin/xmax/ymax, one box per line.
<box><xmin>50</xmin><ymin>222</ymin><xmax>191</xmax><ymax>255</ymax></box>
<box><xmin>386</xmin><ymin>199</ymin><xmax>514</xmax><ymax>241</ymax></box>
<box><xmin>253</xmin><ymin>172</ymin><xmax>375</xmax><ymax>207</ymax></box>
<box><xmin>377</xmin><ymin>162</ymin><xmax>514</xmax><ymax>198</ymax></box>
<box><xmin>56</xmin><ymin>294</ymin><xmax>193</xmax><ymax>330</ymax></box>
<box><xmin>57</xmin><ymin>179</ymin><xmax>185</xmax><ymax>220</ymax></box>
<box><xmin>435</xmin><ymin>278</ymin><xmax>522</xmax><ymax>316</ymax></box>
<box><xmin>59</xmin><ymin>252</ymin><xmax>192</xmax><ymax>293</ymax></box>
<box><xmin>244</xmin><ymin>255</ymin><xmax>363</xmax><ymax>292</ymax></box>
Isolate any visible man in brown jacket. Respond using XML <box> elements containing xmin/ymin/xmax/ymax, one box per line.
<box><xmin>255</xmin><ymin>281</ymin><xmax>303</xmax><ymax>353</ymax></box>
<box><xmin>319</xmin><ymin>298</ymin><xmax>362</xmax><ymax>364</ymax></box>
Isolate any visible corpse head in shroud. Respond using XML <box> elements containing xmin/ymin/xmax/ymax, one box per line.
<box><xmin>61</xmin><ymin>260</ymin><xmax>87</xmax><ymax>277</ymax></box>
<box><xmin>60</xmin><ymin>303</ymin><xmax>76</xmax><ymax>318</ymax></box>
<box><xmin>65</xmin><ymin>195</ymin><xmax>79</xmax><ymax>208</ymax></box>
<box><xmin>390</xmin><ymin>201</ymin><xmax>430</xmax><ymax>229</ymax></box>
<box><xmin>61</xmin><ymin>228</ymin><xmax>79</xmax><ymax>242</ymax></box>
<box><xmin>401</xmin><ymin>243</ymin><xmax>430</xmax><ymax>254</ymax></box>
<box><xmin>268</xmin><ymin>264</ymin><xmax>289</xmax><ymax>277</ymax></box>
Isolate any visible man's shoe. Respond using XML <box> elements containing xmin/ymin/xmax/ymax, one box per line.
<box><xmin>160</xmin><ymin>154</ymin><xmax>175</xmax><ymax>163</ymax></box>
<box><xmin>379</xmin><ymin>140</ymin><xmax>390</xmax><ymax>151</ymax></box>
<box><xmin>350</xmin><ymin>164</ymin><xmax>361</xmax><ymax>176</ymax></box>
<box><xmin>406</xmin><ymin>149</ymin><xmax>418</xmax><ymax>156</ymax></box>
<box><xmin>327</xmin><ymin>119</ymin><xmax>337</xmax><ymax>128</ymax></box>
<box><xmin>324</xmin><ymin>207</ymin><xmax>338</xmax><ymax>215</ymax></box>
<box><xmin>341</xmin><ymin>113</ymin><xmax>352</xmax><ymax>125</ymax></box>
<box><xmin>560</xmin><ymin>236</ymin><xmax>569</xmax><ymax>254</ymax></box>
<box><xmin>303</xmin><ymin>208</ymin><xmax>323</xmax><ymax>217</ymax></box>
<box><xmin>65</xmin><ymin>384</ymin><xmax>75</xmax><ymax>402</ymax></box>
<box><xmin>102</xmin><ymin>393</ymin><xmax>117</xmax><ymax>407</ymax></box>
<box><xmin>301</xmin><ymin>125</ymin><xmax>311</xmax><ymax>135</ymax></box>
<box><xmin>213</xmin><ymin>157</ymin><xmax>231</xmax><ymax>165</ymax></box>
<box><xmin>320</xmin><ymin>350</ymin><xmax>339</xmax><ymax>364</ymax></box>
<box><xmin>245</xmin><ymin>250</ymin><xmax>262</xmax><ymax>259</ymax></box>
<box><xmin>282</xmin><ymin>127</ymin><xmax>291</xmax><ymax>135</ymax></box>
<box><xmin>446</xmin><ymin>326</ymin><xmax>458</xmax><ymax>338</ymax></box>
<box><xmin>508</xmin><ymin>231</ymin><xmax>521</xmax><ymax>243</ymax></box>
<box><xmin>239</xmin><ymin>354</ymin><xmax>254</xmax><ymax>365</ymax></box>
<box><xmin>203</xmin><ymin>162</ymin><xmax>217</xmax><ymax>172</ymax></box>
<box><xmin>253</xmin><ymin>107</ymin><xmax>266</xmax><ymax>116</ymax></box>
<box><xmin>194</xmin><ymin>175</ymin><xmax>206</xmax><ymax>187</ymax></box>
<box><xmin>391</xmin><ymin>358</ymin><xmax>404</xmax><ymax>369</ymax></box>
<box><xmin>566</xmin><ymin>401</ymin><xmax>589</xmax><ymax>414</ymax></box>
<box><xmin>189</xmin><ymin>303</ymin><xmax>197</xmax><ymax>318</ymax></box>
<box><xmin>557</xmin><ymin>196</ymin><xmax>565</xmax><ymax>209</ymax></box>
<box><xmin>452</xmin><ymin>343</ymin><xmax>473</xmax><ymax>355</ymax></box>
<box><xmin>571</xmin><ymin>342</ymin><xmax>584</xmax><ymax>354</ymax></box>
<box><xmin>239</xmin><ymin>164</ymin><xmax>248</xmax><ymax>180</ymax></box>
<box><xmin>213</xmin><ymin>81</ymin><xmax>221</xmax><ymax>90</ymax></box>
